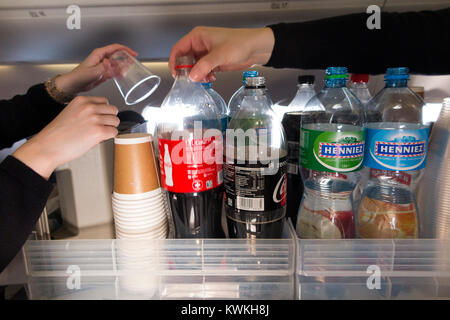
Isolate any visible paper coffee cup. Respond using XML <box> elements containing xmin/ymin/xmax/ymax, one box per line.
<box><xmin>115</xmin><ymin>222</ymin><xmax>167</xmax><ymax>235</ymax></box>
<box><xmin>114</xmin><ymin>214</ymin><xmax>167</xmax><ymax>228</ymax></box>
<box><xmin>114</xmin><ymin>214</ymin><xmax>166</xmax><ymax>227</ymax></box>
<box><xmin>112</xmin><ymin>196</ymin><xmax>164</xmax><ymax>209</ymax></box>
<box><xmin>116</xmin><ymin>228</ymin><xmax>167</xmax><ymax>240</ymax></box>
<box><xmin>114</xmin><ymin>133</ymin><xmax>160</xmax><ymax>194</ymax></box>
<box><xmin>116</xmin><ymin>222</ymin><xmax>167</xmax><ymax>235</ymax></box>
<box><xmin>112</xmin><ymin>204</ymin><xmax>164</xmax><ymax>216</ymax></box>
<box><xmin>113</xmin><ymin>208</ymin><xmax>166</xmax><ymax>220</ymax></box>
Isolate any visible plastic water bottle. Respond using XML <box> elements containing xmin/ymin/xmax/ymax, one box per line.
<box><xmin>297</xmin><ymin>67</ymin><xmax>365</xmax><ymax>239</ymax></box>
<box><xmin>358</xmin><ymin>67</ymin><xmax>428</xmax><ymax>239</ymax></box>
<box><xmin>281</xmin><ymin>75</ymin><xmax>316</xmax><ymax>225</ymax></box>
<box><xmin>224</xmin><ymin>76</ymin><xmax>288</xmax><ymax>239</ymax></box>
<box><xmin>202</xmin><ymin>82</ymin><xmax>229</xmax><ymax>133</ymax></box>
<box><xmin>348</xmin><ymin>74</ymin><xmax>372</xmax><ymax>205</ymax></box>
<box><xmin>228</xmin><ymin>70</ymin><xmax>273</xmax><ymax>120</ymax></box>
<box><xmin>349</xmin><ymin>74</ymin><xmax>372</xmax><ymax>106</ymax></box>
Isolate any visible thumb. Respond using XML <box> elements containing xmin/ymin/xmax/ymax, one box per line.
<box><xmin>189</xmin><ymin>51</ymin><xmax>222</xmax><ymax>82</ymax></box>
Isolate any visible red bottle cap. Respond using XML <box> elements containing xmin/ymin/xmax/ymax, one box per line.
<box><xmin>350</xmin><ymin>74</ymin><xmax>369</xmax><ymax>83</ymax></box>
<box><xmin>175</xmin><ymin>64</ymin><xmax>194</xmax><ymax>69</ymax></box>
<box><xmin>175</xmin><ymin>55</ymin><xmax>195</xmax><ymax>69</ymax></box>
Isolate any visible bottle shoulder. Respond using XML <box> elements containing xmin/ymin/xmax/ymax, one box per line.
<box><xmin>207</xmin><ymin>88</ymin><xmax>228</xmax><ymax>115</ymax></box>
<box><xmin>158</xmin><ymin>78</ymin><xmax>221</xmax><ymax>132</ymax></box>
<box><xmin>228</xmin><ymin>86</ymin><xmax>245</xmax><ymax>107</ymax></box>
<box><xmin>287</xmin><ymin>88</ymin><xmax>316</xmax><ymax>110</ymax></box>
<box><xmin>302</xmin><ymin>87</ymin><xmax>364</xmax><ymax>126</ymax></box>
<box><xmin>366</xmin><ymin>87</ymin><xmax>425</xmax><ymax>123</ymax></box>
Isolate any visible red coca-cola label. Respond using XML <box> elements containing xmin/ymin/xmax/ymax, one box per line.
<box><xmin>370</xmin><ymin>168</ymin><xmax>411</xmax><ymax>186</ymax></box>
<box><xmin>159</xmin><ymin>136</ymin><xmax>223</xmax><ymax>193</ymax></box>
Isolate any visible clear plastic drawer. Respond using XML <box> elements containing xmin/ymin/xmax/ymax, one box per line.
<box><xmin>24</xmin><ymin>221</ymin><xmax>296</xmax><ymax>300</ymax></box>
<box><xmin>297</xmin><ymin>239</ymin><xmax>450</xmax><ymax>300</ymax></box>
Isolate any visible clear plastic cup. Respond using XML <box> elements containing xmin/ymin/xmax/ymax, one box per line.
<box><xmin>110</xmin><ymin>50</ymin><xmax>161</xmax><ymax>105</ymax></box>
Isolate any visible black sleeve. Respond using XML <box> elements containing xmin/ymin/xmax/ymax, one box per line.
<box><xmin>0</xmin><ymin>156</ymin><xmax>54</xmax><ymax>273</ymax></box>
<box><xmin>0</xmin><ymin>83</ymin><xmax>65</xmax><ymax>150</ymax></box>
<box><xmin>266</xmin><ymin>8</ymin><xmax>450</xmax><ymax>75</ymax></box>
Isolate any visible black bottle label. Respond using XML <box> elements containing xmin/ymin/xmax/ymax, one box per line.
<box><xmin>224</xmin><ymin>157</ymin><xmax>287</xmax><ymax>212</ymax></box>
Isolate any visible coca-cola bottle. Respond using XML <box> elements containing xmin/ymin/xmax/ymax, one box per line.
<box><xmin>281</xmin><ymin>75</ymin><xmax>316</xmax><ymax>225</ymax></box>
<box><xmin>157</xmin><ymin>55</ymin><xmax>225</xmax><ymax>238</ymax></box>
<box><xmin>224</xmin><ymin>76</ymin><xmax>288</xmax><ymax>239</ymax></box>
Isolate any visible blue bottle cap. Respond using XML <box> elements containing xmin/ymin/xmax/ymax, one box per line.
<box><xmin>201</xmin><ymin>82</ymin><xmax>212</xmax><ymax>89</ymax></box>
<box><xmin>385</xmin><ymin>67</ymin><xmax>410</xmax><ymax>80</ymax></box>
<box><xmin>243</xmin><ymin>70</ymin><xmax>258</xmax><ymax>82</ymax></box>
<box><xmin>324</xmin><ymin>67</ymin><xmax>348</xmax><ymax>80</ymax></box>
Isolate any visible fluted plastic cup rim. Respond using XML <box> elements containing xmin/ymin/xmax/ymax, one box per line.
<box><xmin>123</xmin><ymin>74</ymin><xmax>161</xmax><ymax>105</ymax></box>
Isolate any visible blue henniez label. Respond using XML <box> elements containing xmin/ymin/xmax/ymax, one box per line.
<box><xmin>364</xmin><ymin>127</ymin><xmax>429</xmax><ymax>171</ymax></box>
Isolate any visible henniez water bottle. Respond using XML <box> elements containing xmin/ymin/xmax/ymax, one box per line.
<box><xmin>297</xmin><ymin>67</ymin><xmax>364</xmax><ymax>239</ymax></box>
<box><xmin>281</xmin><ymin>75</ymin><xmax>316</xmax><ymax>226</ymax></box>
<box><xmin>349</xmin><ymin>74</ymin><xmax>372</xmax><ymax>106</ymax></box>
<box><xmin>357</xmin><ymin>67</ymin><xmax>428</xmax><ymax>239</ymax></box>
<box><xmin>157</xmin><ymin>55</ymin><xmax>225</xmax><ymax>238</ymax></box>
<box><xmin>224</xmin><ymin>76</ymin><xmax>288</xmax><ymax>239</ymax></box>
<box><xmin>202</xmin><ymin>82</ymin><xmax>229</xmax><ymax>133</ymax></box>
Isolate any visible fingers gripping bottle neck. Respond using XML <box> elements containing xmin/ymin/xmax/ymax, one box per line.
<box><xmin>157</xmin><ymin>55</ymin><xmax>225</xmax><ymax>238</ymax></box>
<box><xmin>174</xmin><ymin>55</ymin><xmax>195</xmax><ymax>78</ymax></box>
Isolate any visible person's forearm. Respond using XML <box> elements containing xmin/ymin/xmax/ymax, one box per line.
<box><xmin>247</xmin><ymin>27</ymin><xmax>275</xmax><ymax>66</ymax></box>
<box><xmin>0</xmin><ymin>156</ymin><xmax>54</xmax><ymax>272</ymax></box>
<box><xmin>0</xmin><ymin>84</ymin><xmax>65</xmax><ymax>150</ymax></box>
<box><xmin>266</xmin><ymin>8</ymin><xmax>450</xmax><ymax>75</ymax></box>
<box><xmin>12</xmin><ymin>138</ymin><xmax>58</xmax><ymax>180</ymax></box>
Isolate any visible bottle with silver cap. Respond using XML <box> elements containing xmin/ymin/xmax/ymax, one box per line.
<box><xmin>224</xmin><ymin>76</ymin><xmax>288</xmax><ymax>239</ymax></box>
<box><xmin>228</xmin><ymin>70</ymin><xmax>273</xmax><ymax>121</ymax></box>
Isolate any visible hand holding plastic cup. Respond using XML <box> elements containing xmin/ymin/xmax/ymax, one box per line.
<box><xmin>110</xmin><ymin>49</ymin><xmax>161</xmax><ymax>105</ymax></box>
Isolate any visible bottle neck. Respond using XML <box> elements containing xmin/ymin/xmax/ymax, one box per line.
<box><xmin>350</xmin><ymin>81</ymin><xmax>369</xmax><ymax>89</ymax></box>
<box><xmin>325</xmin><ymin>79</ymin><xmax>347</xmax><ymax>88</ymax></box>
<box><xmin>298</xmin><ymin>83</ymin><xmax>315</xmax><ymax>90</ymax></box>
<box><xmin>385</xmin><ymin>79</ymin><xmax>408</xmax><ymax>88</ymax></box>
<box><xmin>244</xmin><ymin>87</ymin><xmax>266</xmax><ymax>96</ymax></box>
<box><xmin>176</xmin><ymin>67</ymin><xmax>192</xmax><ymax>78</ymax></box>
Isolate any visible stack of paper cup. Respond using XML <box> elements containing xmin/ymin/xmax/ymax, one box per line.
<box><xmin>116</xmin><ymin>240</ymin><xmax>162</xmax><ymax>296</ymax></box>
<box><xmin>112</xmin><ymin>133</ymin><xmax>168</xmax><ymax>239</ymax></box>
